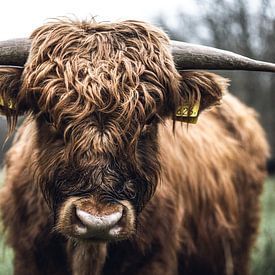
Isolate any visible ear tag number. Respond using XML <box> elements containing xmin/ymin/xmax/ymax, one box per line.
<box><xmin>176</xmin><ymin>100</ymin><xmax>200</xmax><ymax>124</ymax></box>
<box><xmin>0</xmin><ymin>96</ymin><xmax>15</xmax><ymax>109</ymax></box>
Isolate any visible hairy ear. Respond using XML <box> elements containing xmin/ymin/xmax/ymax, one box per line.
<box><xmin>174</xmin><ymin>71</ymin><xmax>228</xmax><ymax>123</ymax></box>
<box><xmin>0</xmin><ymin>66</ymin><xmax>24</xmax><ymax>133</ymax></box>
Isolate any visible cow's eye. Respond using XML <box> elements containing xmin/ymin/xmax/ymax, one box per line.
<box><xmin>42</xmin><ymin>113</ymin><xmax>58</xmax><ymax>132</ymax></box>
<box><xmin>142</xmin><ymin>114</ymin><xmax>159</xmax><ymax>134</ymax></box>
<box><xmin>42</xmin><ymin>113</ymin><xmax>53</xmax><ymax>124</ymax></box>
<box><xmin>145</xmin><ymin>114</ymin><xmax>156</xmax><ymax>126</ymax></box>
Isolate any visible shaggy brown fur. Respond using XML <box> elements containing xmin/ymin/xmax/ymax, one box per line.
<box><xmin>0</xmin><ymin>19</ymin><xmax>269</xmax><ymax>275</ymax></box>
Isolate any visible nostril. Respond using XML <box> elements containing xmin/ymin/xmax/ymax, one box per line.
<box><xmin>71</xmin><ymin>207</ymin><xmax>89</xmax><ymax>236</ymax></box>
<box><xmin>71</xmin><ymin>207</ymin><xmax>85</xmax><ymax>227</ymax></box>
<box><xmin>75</xmin><ymin>208</ymin><xmax>123</xmax><ymax>231</ymax></box>
<box><xmin>108</xmin><ymin>207</ymin><xmax>128</xmax><ymax>236</ymax></box>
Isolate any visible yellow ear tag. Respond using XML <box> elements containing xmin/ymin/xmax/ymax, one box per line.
<box><xmin>0</xmin><ymin>96</ymin><xmax>15</xmax><ymax>109</ymax></box>
<box><xmin>176</xmin><ymin>100</ymin><xmax>200</xmax><ymax>124</ymax></box>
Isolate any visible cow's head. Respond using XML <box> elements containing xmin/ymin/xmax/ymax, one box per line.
<box><xmin>0</xmin><ymin>19</ymin><xmax>274</xmax><ymax>242</ymax></box>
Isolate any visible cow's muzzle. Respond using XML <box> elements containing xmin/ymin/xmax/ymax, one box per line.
<box><xmin>56</xmin><ymin>197</ymin><xmax>135</xmax><ymax>241</ymax></box>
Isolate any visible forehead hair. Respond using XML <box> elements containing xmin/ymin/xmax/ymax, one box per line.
<box><xmin>20</xmin><ymin>19</ymin><xmax>180</xmax><ymax>153</ymax></box>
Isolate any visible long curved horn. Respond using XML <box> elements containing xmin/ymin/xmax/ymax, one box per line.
<box><xmin>1</xmin><ymin>38</ymin><xmax>275</xmax><ymax>72</ymax></box>
<box><xmin>0</xmin><ymin>38</ymin><xmax>31</xmax><ymax>67</ymax></box>
<box><xmin>171</xmin><ymin>40</ymin><xmax>275</xmax><ymax>72</ymax></box>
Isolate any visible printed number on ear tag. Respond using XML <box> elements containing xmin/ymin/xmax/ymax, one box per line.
<box><xmin>176</xmin><ymin>100</ymin><xmax>200</xmax><ymax>124</ymax></box>
<box><xmin>0</xmin><ymin>96</ymin><xmax>15</xmax><ymax>109</ymax></box>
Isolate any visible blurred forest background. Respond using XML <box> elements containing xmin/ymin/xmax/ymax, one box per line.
<box><xmin>1</xmin><ymin>0</ymin><xmax>275</xmax><ymax>274</ymax></box>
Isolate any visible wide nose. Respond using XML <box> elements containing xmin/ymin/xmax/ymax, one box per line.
<box><xmin>74</xmin><ymin>207</ymin><xmax>123</xmax><ymax>238</ymax></box>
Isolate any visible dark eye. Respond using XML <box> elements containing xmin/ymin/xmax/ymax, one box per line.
<box><xmin>43</xmin><ymin>113</ymin><xmax>54</xmax><ymax>125</ymax></box>
<box><xmin>141</xmin><ymin>115</ymin><xmax>158</xmax><ymax>136</ymax></box>
<box><xmin>42</xmin><ymin>113</ymin><xmax>59</xmax><ymax>133</ymax></box>
<box><xmin>145</xmin><ymin>115</ymin><xmax>155</xmax><ymax>126</ymax></box>
<box><xmin>44</xmin><ymin>116</ymin><xmax>53</xmax><ymax>125</ymax></box>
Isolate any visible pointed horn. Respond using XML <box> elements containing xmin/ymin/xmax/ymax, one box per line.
<box><xmin>171</xmin><ymin>40</ymin><xmax>275</xmax><ymax>72</ymax></box>
<box><xmin>1</xmin><ymin>38</ymin><xmax>275</xmax><ymax>72</ymax></box>
<box><xmin>0</xmin><ymin>38</ymin><xmax>31</xmax><ymax>67</ymax></box>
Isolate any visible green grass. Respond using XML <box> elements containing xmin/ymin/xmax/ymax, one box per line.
<box><xmin>252</xmin><ymin>177</ymin><xmax>275</xmax><ymax>275</ymax></box>
<box><xmin>0</xmin><ymin>170</ymin><xmax>13</xmax><ymax>275</ymax></box>
<box><xmin>0</xmin><ymin>235</ymin><xmax>13</xmax><ymax>275</ymax></box>
<box><xmin>0</xmin><ymin>171</ymin><xmax>275</xmax><ymax>274</ymax></box>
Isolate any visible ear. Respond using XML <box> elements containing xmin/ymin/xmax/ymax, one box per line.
<box><xmin>0</xmin><ymin>66</ymin><xmax>24</xmax><ymax>133</ymax></box>
<box><xmin>174</xmin><ymin>71</ymin><xmax>228</xmax><ymax>123</ymax></box>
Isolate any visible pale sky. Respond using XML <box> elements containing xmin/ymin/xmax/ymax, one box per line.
<box><xmin>0</xmin><ymin>0</ymin><xmax>198</xmax><ymax>40</ymax></box>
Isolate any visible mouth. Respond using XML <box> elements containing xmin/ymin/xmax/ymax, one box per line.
<box><xmin>56</xmin><ymin>197</ymin><xmax>135</xmax><ymax>242</ymax></box>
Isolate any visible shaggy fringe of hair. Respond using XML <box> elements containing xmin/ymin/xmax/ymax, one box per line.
<box><xmin>19</xmin><ymin>19</ymin><xmax>181</xmax><ymax>156</ymax></box>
